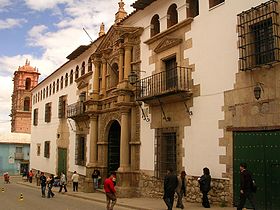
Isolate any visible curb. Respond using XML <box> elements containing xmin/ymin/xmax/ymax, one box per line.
<box><xmin>17</xmin><ymin>181</ymin><xmax>153</xmax><ymax>210</ymax></box>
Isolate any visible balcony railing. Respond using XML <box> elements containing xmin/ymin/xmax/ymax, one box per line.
<box><xmin>14</xmin><ymin>153</ymin><xmax>24</xmax><ymax>160</ymax></box>
<box><xmin>67</xmin><ymin>102</ymin><xmax>85</xmax><ymax>118</ymax></box>
<box><xmin>135</xmin><ymin>66</ymin><xmax>191</xmax><ymax>101</ymax></box>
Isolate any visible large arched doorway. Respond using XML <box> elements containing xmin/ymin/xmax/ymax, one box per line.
<box><xmin>107</xmin><ymin>120</ymin><xmax>121</xmax><ymax>174</ymax></box>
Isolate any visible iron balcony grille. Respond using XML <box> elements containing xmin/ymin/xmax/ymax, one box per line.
<box><xmin>237</xmin><ymin>0</ymin><xmax>280</xmax><ymax>71</ymax></box>
<box><xmin>135</xmin><ymin>66</ymin><xmax>191</xmax><ymax>100</ymax></box>
<box><xmin>67</xmin><ymin>102</ymin><xmax>85</xmax><ymax>118</ymax></box>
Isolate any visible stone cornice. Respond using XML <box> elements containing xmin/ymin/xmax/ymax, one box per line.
<box><xmin>144</xmin><ymin>18</ymin><xmax>193</xmax><ymax>45</ymax></box>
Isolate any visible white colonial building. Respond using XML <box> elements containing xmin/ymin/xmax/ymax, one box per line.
<box><xmin>30</xmin><ymin>0</ymin><xmax>280</xmax><ymax>208</ymax></box>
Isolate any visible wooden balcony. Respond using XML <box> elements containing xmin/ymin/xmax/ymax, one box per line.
<box><xmin>67</xmin><ymin>102</ymin><xmax>86</xmax><ymax>119</ymax></box>
<box><xmin>135</xmin><ymin>66</ymin><xmax>192</xmax><ymax>104</ymax></box>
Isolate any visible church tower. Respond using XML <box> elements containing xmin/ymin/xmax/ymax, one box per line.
<box><xmin>11</xmin><ymin>60</ymin><xmax>40</xmax><ymax>133</ymax></box>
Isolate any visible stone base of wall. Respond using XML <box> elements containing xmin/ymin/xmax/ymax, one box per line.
<box><xmin>139</xmin><ymin>172</ymin><xmax>231</xmax><ymax>206</ymax></box>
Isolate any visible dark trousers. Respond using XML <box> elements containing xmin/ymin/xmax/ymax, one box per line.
<box><xmin>73</xmin><ymin>182</ymin><xmax>78</xmax><ymax>191</ymax></box>
<box><xmin>163</xmin><ymin>192</ymin><xmax>175</xmax><ymax>210</ymax></box>
<box><xmin>176</xmin><ymin>191</ymin><xmax>184</xmax><ymax>208</ymax></box>
<box><xmin>41</xmin><ymin>185</ymin><xmax>46</xmax><ymax>197</ymax></box>
<box><xmin>59</xmin><ymin>184</ymin><xmax>67</xmax><ymax>192</ymax></box>
<box><xmin>202</xmin><ymin>191</ymin><xmax>210</xmax><ymax>208</ymax></box>
<box><xmin>237</xmin><ymin>191</ymin><xmax>256</xmax><ymax>210</ymax></box>
<box><xmin>47</xmin><ymin>185</ymin><xmax>55</xmax><ymax>198</ymax></box>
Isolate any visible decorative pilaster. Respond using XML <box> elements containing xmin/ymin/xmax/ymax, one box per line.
<box><xmin>119</xmin><ymin>108</ymin><xmax>130</xmax><ymax>172</ymax></box>
<box><xmin>124</xmin><ymin>45</ymin><xmax>132</xmax><ymax>81</ymax></box>
<box><xmin>88</xmin><ymin>115</ymin><xmax>98</xmax><ymax>167</ymax></box>
<box><xmin>118</xmin><ymin>48</ymin><xmax>124</xmax><ymax>83</ymax></box>
<box><xmin>92</xmin><ymin>61</ymin><xmax>100</xmax><ymax>99</ymax></box>
<box><xmin>101</xmin><ymin>59</ymin><xmax>107</xmax><ymax>95</ymax></box>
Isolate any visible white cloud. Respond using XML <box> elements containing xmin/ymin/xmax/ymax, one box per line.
<box><xmin>24</xmin><ymin>0</ymin><xmax>70</xmax><ymax>11</ymax></box>
<box><xmin>0</xmin><ymin>0</ymin><xmax>11</xmax><ymax>10</ymax></box>
<box><xmin>0</xmin><ymin>18</ymin><xmax>27</xmax><ymax>30</ymax></box>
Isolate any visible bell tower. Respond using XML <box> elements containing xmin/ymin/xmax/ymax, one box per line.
<box><xmin>11</xmin><ymin>60</ymin><xmax>40</xmax><ymax>133</ymax></box>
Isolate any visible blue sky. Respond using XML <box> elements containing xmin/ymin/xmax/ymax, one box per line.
<box><xmin>0</xmin><ymin>0</ymin><xmax>135</xmax><ymax>132</ymax></box>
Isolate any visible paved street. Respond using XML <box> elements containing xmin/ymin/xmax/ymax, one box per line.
<box><xmin>0</xmin><ymin>177</ymin><xmax>130</xmax><ymax>210</ymax></box>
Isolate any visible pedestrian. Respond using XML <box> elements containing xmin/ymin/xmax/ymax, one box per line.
<box><xmin>163</xmin><ymin>168</ymin><xmax>178</xmax><ymax>210</ymax></box>
<box><xmin>36</xmin><ymin>170</ymin><xmax>41</xmax><ymax>186</ymax></box>
<box><xmin>28</xmin><ymin>170</ymin><xmax>34</xmax><ymax>183</ymax></box>
<box><xmin>104</xmin><ymin>171</ymin><xmax>117</xmax><ymax>210</ymax></box>
<box><xmin>237</xmin><ymin>163</ymin><xmax>257</xmax><ymax>210</ymax></box>
<box><xmin>3</xmin><ymin>172</ymin><xmax>10</xmax><ymax>184</ymax></box>
<box><xmin>40</xmin><ymin>172</ymin><xmax>47</xmax><ymax>198</ymax></box>
<box><xmin>47</xmin><ymin>174</ymin><xmax>55</xmax><ymax>198</ymax></box>
<box><xmin>71</xmin><ymin>171</ymin><xmax>79</xmax><ymax>192</ymax></box>
<box><xmin>176</xmin><ymin>171</ymin><xmax>187</xmax><ymax>209</ymax></box>
<box><xmin>198</xmin><ymin>167</ymin><xmax>211</xmax><ymax>208</ymax></box>
<box><xmin>92</xmin><ymin>169</ymin><xmax>100</xmax><ymax>190</ymax></box>
<box><xmin>59</xmin><ymin>172</ymin><xmax>67</xmax><ymax>193</ymax></box>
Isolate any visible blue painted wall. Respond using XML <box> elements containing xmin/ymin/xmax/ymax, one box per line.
<box><xmin>0</xmin><ymin>143</ymin><xmax>30</xmax><ymax>176</ymax></box>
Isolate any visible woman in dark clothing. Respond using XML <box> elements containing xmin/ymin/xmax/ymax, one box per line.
<box><xmin>198</xmin><ymin>167</ymin><xmax>211</xmax><ymax>208</ymax></box>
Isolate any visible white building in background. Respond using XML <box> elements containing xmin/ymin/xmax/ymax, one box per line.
<box><xmin>30</xmin><ymin>0</ymin><xmax>280</xmax><ymax>208</ymax></box>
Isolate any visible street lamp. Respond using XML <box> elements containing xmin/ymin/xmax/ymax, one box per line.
<box><xmin>128</xmin><ymin>70</ymin><xmax>138</xmax><ymax>85</ymax></box>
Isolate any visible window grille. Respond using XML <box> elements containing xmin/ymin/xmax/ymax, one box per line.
<box><xmin>33</xmin><ymin>108</ymin><xmax>38</xmax><ymax>126</ymax></box>
<box><xmin>58</xmin><ymin>95</ymin><xmax>66</xmax><ymax>118</ymax></box>
<box><xmin>155</xmin><ymin>129</ymin><xmax>177</xmax><ymax>178</ymax></box>
<box><xmin>75</xmin><ymin>135</ymin><xmax>86</xmax><ymax>166</ymax></box>
<box><xmin>45</xmin><ymin>102</ymin><xmax>51</xmax><ymax>122</ymax></box>
<box><xmin>44</xmin><ymin>141</ymin><xmax>50</xmax><ymax>158</ymax></box>
<box><xmin>238</xmin><ymin>0</ymin><xmax>280</xmax><ymax>71</ymax></box>
<box><xmin>37</xmin><ymin>144</ymin><xmax>41</xmax><ymax>156</ymax></box>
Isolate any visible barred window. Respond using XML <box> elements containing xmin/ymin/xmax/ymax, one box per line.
<box><xmin>238</xmin><ymin>0</ymin><xmax>280</xmax><ymax>71</ymax></box>
<box><xmin>45</xmin><ymin>102</ymin><xmax>51</xmax><ymax>122</ymax></box>
<box><xmin>37</xmin><ymin>144</ymin><xmax>41</xmax><ymax>156</ymax></box>
<box><xmin>75</xmin><ymin>135</ymin><xmax>86</xmax><ymax>166</ymax></box>
<box><xmin>70</xmin><ymin>70</ymin><xmax>74</xmax><ymax>84</ymax></box>
<box><xmin>33</xmin><ymin>108</ymin><xmax>38</xmax><ymax>126</ymax></box>
<box><xmin>58</xmin><ymin>95</ymin><xmax>66</xmax><ymax>118</ymax></box>
<box><xmin>155</xmin><ymin>129</ymin><xmax>177</xmax><ymax>178</ymax></box>
<box><xmin>44</xmin><ymin>141</ymin><xmax>50</xmax><ymax>158</ymax></box>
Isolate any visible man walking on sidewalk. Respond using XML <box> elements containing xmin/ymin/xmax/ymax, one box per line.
<box><xmin>163</xmin><ymin>168</ymin><xmax>178</xmax><ymax>210</ymax></box>
<box><xmin>40</xmin><ymin>172</ymin><xmax>47</xmax><ymax>198</ymax></box>
<box><xmin>104</xmin><ymin>171</ymin><xmax>117</xmax><ymax>210</ymax></box>
<box><xmin>71</xmin><ymin>171</ymin><xmax>79</xmax><ymax>192</ymax></box>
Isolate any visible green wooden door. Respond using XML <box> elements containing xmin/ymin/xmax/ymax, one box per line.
<box><xmin>233</xmin><ymin>131</ymin><xmax>280</xmax><ymax>210</ymax></box>
<box><xmin>58</xmin><ymin>148</ymin><xmax>67</xmax><ymax>176</ymax></box>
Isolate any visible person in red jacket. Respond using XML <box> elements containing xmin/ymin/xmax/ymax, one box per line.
<box><xmin>104</xmin><ymin>171</ymin><xmax>117</xmax><ymax>210</ymax></box>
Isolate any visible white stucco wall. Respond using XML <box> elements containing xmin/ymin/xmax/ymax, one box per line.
<box><xmin>125</xmin><ymin>0</ymin><xmax>268</xmax><ymax>177</ymax></box>
<box><xmin>30</xmin><ymin>44</ymin><xmax>97</xmax><ymax>176</ymax></box>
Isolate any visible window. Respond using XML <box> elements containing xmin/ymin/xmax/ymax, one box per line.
<box><xmin>58</xmin><ymin>95</ymin><xmax>66</xmax><ymax>118</ymax></box>
<box><xmin>46</xmin><ymin>86</ymin><xmax>48</xmax><ymax>98</ymax></box>
<box><xmin>75</xmin><ymin>135</ymin><xmax>86</xmax><ymax>166</ymax></box>
<box><xmin>33</xmin><ymin>108</ymin><xmax>38</xmax><ymax>126</ymax></box>
<box><xmin>60</xmin><ymin>76</ymin><xmax>64</xmax><ymax>89</ymax></box>
<box><xmin>56</xmin><ymin>79</ymin><xmax>59</xmax><ymax>92</ymax></box>
<box><xmin>45</xmin><ymin>102</ymin><xmax>51</xmax><ymax>122</ymax></box>
<box><xmin>75</xmin><ymin>66</ymin><xmax>79</xmax><ymax>79</ymax></box>
<box><xmin>49</xmin><ymin>84</ymin><xmax>52</xmax><ymax>96</ymax></box>
<box><xmin>53</xmin><ymin>82</ymin><xmax>55</xmax><ymax>94</ymax></box>
<box><xmin>155</xmin><ymin>129</ymin><xmax>177</xmax><ymax>178</ymax></box>
<box><xmin>238</xmin><ymin>0</ymin><xmax>280</xmax><ymax>71</ymax></box>
<box><xmin>44</xmin><ymin>141</ymin><xmax>50</xmax><ymax>158</ymax></box>
<box><xmin>40</xmin><ymin>90</ymin><xmax>42</xmax><ymax>100</ymax></box>
<box><xmin>43</xmin><ymin>88</ymin><xmax>45</xmax><ymax>99</ymax></box>
<box><xmin>16</xmin><ymin>146</ymin><xmax>23</xmax><ymax>153</ymax></box>
<box><xmin>24</xmin><ymin>97</ymin><xmax>30</xmax><ymax>111</ymax></box>
<box><xmin>187</xmin><ymin>0</ymin><xmax>199</xmax><ymax>18</ymax></box>
<box><xmin>70</xmin><ymin>70</ymin><xmax>74</xmax><ymax>84</ymax></box>
<box><xmin>65</xmin><ymin>73</ymin><xmax>68</xmax><ymax>87</ymax></box>
<box><xmin>88</xmin><ymin>58</ymin><xmax>92</xmax><ymax>72</ymax></box>
<box><xmin>81</xmin><ymin>62</ymin><xmax>85</xmax><ymax>76</ymax></box>
<box><xmin>37</xmin><ymin>144</ymin><xmax>41</xmax><ymax>156</ymax></box>
<box><xmin>167</xmin><ymin>4</ymin><xmax>178</xmax><ymax>28</ymax></box>
<box><xmin>25</xmin><ymin>78</ymin><xmax>31</xmax><ymax>90</ymax></box>
<box><xmin>151</xmin><ymin>14</ymin><xmax>160</xmax><ymax>37</ymax></box>
<box><xmin>209</xmin><ymin>0</ymin><xmax>224</xmax><ymax>8</ymax></box>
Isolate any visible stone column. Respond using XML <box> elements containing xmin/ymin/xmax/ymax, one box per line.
<box><xmin>119</xmin><ymin>108</ymin><xmax>130</xmax><ymax>171</ymax></box>
<box><xmin>101</xmin><ymin>59</ymin><xmax>107</xmax><ymax>95</ymax></box>
<box><xmin>118</xmin><ymin>48</ymin><xmax>124</xmax><ymax>83</ymax></box>
<box><xmin>88</xmin><ymin>115</ymin><xmax>98</xmax><ymax>167</ymax></box>
<box><xmin>92</xmin><ymin>61</ymin><xmax>100</xmax><ymax>99</ymax></box>
<box><xmin>124</xmin><ymin>45</ymin><xmax>132</xmax><ymax>80</ymax></box>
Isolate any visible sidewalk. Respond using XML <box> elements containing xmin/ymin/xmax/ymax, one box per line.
<box><xmin>17</xmin><ymin>180</ymin><xmax>235</xmax><ymax>210</ymax></box>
